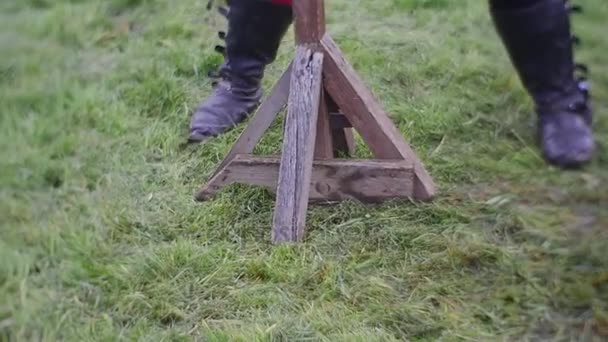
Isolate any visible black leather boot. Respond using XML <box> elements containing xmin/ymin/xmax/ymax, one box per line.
<box><xmin>189</xmin><ymin>0</ymin><xmax>293</xmax><ymax>143</ymax></box>
<box><xmin>490</xmin><ymin>0</ymin><xmax>594</xmax><ymax>168</ymax></box>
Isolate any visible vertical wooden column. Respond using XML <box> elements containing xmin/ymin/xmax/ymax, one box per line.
<box><xmin>294</xmin><ymin>0</ymin><xmax>326</xmax><ymax>46</ymax></box>
<box><xmin>295</xmin><ymin>0</ymin><xmax>335</xmax><ymax>160</ymax></box>
<box><xmin>272</xmin><ymin>0</ymin><xmax>327</xmax><ymax>243</ymax></box>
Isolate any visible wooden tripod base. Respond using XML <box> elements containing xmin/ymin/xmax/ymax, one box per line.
<box><xmin>196</xmin><ymin>1</ymin><xmax>435</xmax><ymax>243</ymax></box>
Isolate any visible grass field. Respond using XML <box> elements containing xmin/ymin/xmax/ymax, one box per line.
<box><xmin>1</xmin><ymin>0</ymin><xmax>607</xmax><ymax>340</ymax></box>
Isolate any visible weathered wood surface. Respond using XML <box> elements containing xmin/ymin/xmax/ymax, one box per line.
<box><xmin>272</xmin><ymin>47</ymin><xmax>324</xmax><ymax>243</ymax></box>
<box><xmin>294</xmin><ymin>0</ymin><xmax>326</xmax><ymax>45</ymax></box>
<box><xmin>196</xmin><ymin>155</ymin><xmax>415</xmax><ymax>203</ymax></box>
<box><xmin>314</xmin><ymin>90</ymin><xmax>335</xmax><ymax>159</ymax></box>
<box><xmin>210</xmin><ymin>61</ymin><xmax>292</xmax><ymax>178</ymax></box>
<box><xmin>320</xmin><ymin>34</ymin><xmax>436</xmax><ymax>200</ymax></box>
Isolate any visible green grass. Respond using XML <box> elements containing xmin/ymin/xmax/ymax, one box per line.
<box><xmin>1</xmin><ymin>0</ymin><xmax>607</xmax><ymax>340</ymax></box>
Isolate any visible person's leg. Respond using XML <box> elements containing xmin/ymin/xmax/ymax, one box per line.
<box><xmin>189</xmin><ymin>0</ymin><xmax>293</xmax><ymax>143</ymax></box>
<box><xmin>489</xmin><ymin>0</ymin><xmax>594</xmax><ymax>168</ymax></box>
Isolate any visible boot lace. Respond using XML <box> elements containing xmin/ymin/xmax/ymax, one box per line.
<box><xmin>206</xmin><ymin>0</ymin><xmax>231</xmax><ymax>87</ymax></box>
<box><xmin>565</xmin><ymin>0</ymin><xmax>590</xmax><ymax>103</ymax></box>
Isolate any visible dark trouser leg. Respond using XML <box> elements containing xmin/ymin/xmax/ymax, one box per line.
<box><xmin>489</xmin><ymin>0</ymin><xmax>594</xmax><ymax>168</ymax></box>
<box><xmin>189</xmin><ymin>0</ymin><xmax>293</xmax><ymax>143</ymax></box>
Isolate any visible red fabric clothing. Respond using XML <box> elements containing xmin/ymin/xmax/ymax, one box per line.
<box><xmin>270</xmin><ymin>0</ymin><xmax>292</xmax><ymax>5</ymax></box>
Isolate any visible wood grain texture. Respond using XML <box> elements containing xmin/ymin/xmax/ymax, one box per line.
<box><xmin>196</xmin><ymin>155</ymin><xmax>415</xmax><ymax>203</ymax></box>
<box><xmin>209</xmin><ymin>61</ymin><xmax>292</xmax><ymax>179</ymax></box>
<box><xmin>294</xmin><ymin>0</ymin><xmax>326</xmax><ymax>45</ymax></box>
<box><xmin>320</xmin><ymin>34</ymin><xmax>436</xmax><ymax>200</ymax></box>
<box><xmin>314</xmin><ymin>90</ymin><xmax>335</xmax><ymax>159</ymax></box>
<box><xmin>272</xmin><ymin>47</ymin><xmax>324</xmax><ymax>243</ymax></box>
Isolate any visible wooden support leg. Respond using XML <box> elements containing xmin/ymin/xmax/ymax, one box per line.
<box><xmin>209</xmin><ymin>62</ymin><xmax>292</xmax><ymax>179</ymax></box>
<box><xmin>272</xmin><ymin>47</ymin><xmax>324</xmax><ymax>243</ymax></box>
<box><xmin>195</xmin><ymin>62</ymin><xmax>292</xmax><ymax>201</ymax></box>
<box><xmin>320</xmin><ymin>35</ymin><xmax>435</xmax><ymax>200</ymax></box>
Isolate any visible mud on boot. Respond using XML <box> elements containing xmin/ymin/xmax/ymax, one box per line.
<box><xmin>189</xmin><ymin>0</ymin><xmax>293</xmax><ymax>143</ymax></box>
<box><xmin>490</xmin><ymin>0</ymin><xmax>595</xmax><ymax>168</ymax></box>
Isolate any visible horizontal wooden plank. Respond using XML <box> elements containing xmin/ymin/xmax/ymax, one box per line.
<box><xmin>196</xmin><ymin>155</ymin><xmax>416</xmax><ymax>204</ymax></box>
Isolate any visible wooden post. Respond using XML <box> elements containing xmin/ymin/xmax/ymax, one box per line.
<box><xmin>294</xmin><ymin>0</ymin><xmax>325</xmax><ymax>45</ymax></box>
<box><xmin>271</xmin><ymin>0</ymin><xmax>326</xmax><ymax>242</ymax></box>
<box><xmin>272</xmin><ymin>47</ymin><xmax>324</xmax><ymax>243</ymax></box>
